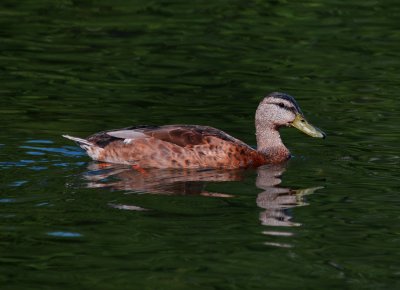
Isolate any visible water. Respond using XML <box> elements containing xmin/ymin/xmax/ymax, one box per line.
<box><xmin>1</xmin><ymin>0</ymin><xmax>399</xmax><ymax>289</ymax></box>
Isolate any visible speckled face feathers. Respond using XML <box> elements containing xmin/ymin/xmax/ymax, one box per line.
<box><xmin>255</xmin><ymin>92</ymin><xmax>301</xmax><ymax>130</ymax></box>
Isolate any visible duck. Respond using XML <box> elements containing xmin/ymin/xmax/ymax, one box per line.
<box><xmin>63</xmin><ymin>92</ymin><xmax>325</xmax><ymax>169</ymax></box>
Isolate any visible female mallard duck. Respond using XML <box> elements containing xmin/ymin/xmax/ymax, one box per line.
<box><xmin>63</xmin><ymin>92</ymin><xmax>325</xmax><ymax>169</ymax></box>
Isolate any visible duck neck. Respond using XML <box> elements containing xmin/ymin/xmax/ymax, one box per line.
<box><xmin>255</xmin><ymin>123</ymin><xmax>290</xmax><ymax>163</ymax></box>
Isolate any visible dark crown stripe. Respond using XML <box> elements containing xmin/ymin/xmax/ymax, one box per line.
<box><xmin>268</xmin><ymin>92</ymin><xmax>303</xmax><ymax>114</ymax></box>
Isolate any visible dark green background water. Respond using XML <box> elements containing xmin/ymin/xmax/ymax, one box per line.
<box><xmin>1</xmin><ymin>0</ymin><xmax>399</xmax><ymax>289</ymax></box>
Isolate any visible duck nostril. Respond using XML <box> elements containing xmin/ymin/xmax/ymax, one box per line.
<box><xmin>301</xmin><ymin>119</ymin><xmax>305</xmax><ymax>123</ymax></box>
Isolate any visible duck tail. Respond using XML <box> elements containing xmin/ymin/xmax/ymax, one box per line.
<box><xmin>62</xmin><ymin>134</ymin><xmax>93</xmax><ymax>150</ymax></box>
<box><xmin>63</xmin><ymin>134</ymin><xmax>104</xmax><ymax>161</ymax></box>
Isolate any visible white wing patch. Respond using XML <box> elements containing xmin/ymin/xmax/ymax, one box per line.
<box><xmin>107</xmin><ymin>130</ymin><xmax>147</xmax><ymax>140</ymax></box>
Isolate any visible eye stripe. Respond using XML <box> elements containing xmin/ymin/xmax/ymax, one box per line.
<box><xmin>272</xmin><ymin>102</ymin><xmax>296</xmax><ymax>113</ymax></box>
<box><xmin>266</xmin><ymin>94</ymin><xmax>303</xmax><ymax>114</ymax></box>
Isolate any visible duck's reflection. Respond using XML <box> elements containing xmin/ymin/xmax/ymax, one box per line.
<box><xmin>82</xmin><ymin>162</ymin><xmax>322</xmax><ymax>246</ymax></box>
<box><xmin>84</xmin><ymin>162</ymin><xmax>245</xmax><ymax>197</ymax></box>
<box><xmin>255</xmin><ymin>164</ymin><xmax>322</xmax><ymax>228</ymax></box>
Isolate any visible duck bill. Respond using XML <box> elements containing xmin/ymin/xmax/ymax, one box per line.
<box><xmin>290</xmin><ymin>114</ymin><xmax>326</xmax><ymax>138</ymax></box>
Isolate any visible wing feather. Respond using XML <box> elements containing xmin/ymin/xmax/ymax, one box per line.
<box><xmin>107</xmin><ymin>130</ymin><xmax>147</xmax><ymax>139</ymax></box>
<box><xmin>87</xmin><ymin>125</ymin><xmax>249</xmax><ymax>149</ymax></box>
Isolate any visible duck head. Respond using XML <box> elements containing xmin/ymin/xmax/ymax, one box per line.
<box><xmin>255</xmin><ymin>92</ymin><xmax>326</xmax><ymax>138</ymax></box>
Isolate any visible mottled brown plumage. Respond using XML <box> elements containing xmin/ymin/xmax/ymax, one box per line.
<box><xmin>63</xmin><ymin>92</ymin><xmax>325</xmax><ymax>169</ymax></box>
<box><xmin>84</xmin><ymin>125</ymin><xmax>268</xmax><ymax>169</ymax></box>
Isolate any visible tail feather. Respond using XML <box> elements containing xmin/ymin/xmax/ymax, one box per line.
<box><xmin>62</xmin><ymin>134</ymin><xmax>93</xmax><ymax>150</ymax></box>
<box><xmin>63</xmin><ymin>134</ymin><xmax>104</xmax><ymax>160</ymax></box>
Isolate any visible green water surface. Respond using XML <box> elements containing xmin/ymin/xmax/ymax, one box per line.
<box><xmin>1</xmin><ymin>0</ymin><xmax>399</xmax><ymax>289</ymax></box>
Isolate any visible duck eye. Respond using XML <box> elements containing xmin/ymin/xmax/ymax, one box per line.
<box><xmin>278</xmin><ymin>103</ymin><xmax>285</xmax><ymax>108</ymax></box>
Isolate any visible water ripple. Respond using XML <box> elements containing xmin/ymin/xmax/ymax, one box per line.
<box><xmin>19</xmin><ymin>145</ymin><xmax>85</xmax><ymax>157</ymax></box>
<box><xmin>47</xmin><ymin>231</ymin><xmax>83</xmax><ymax>238</ymax></box>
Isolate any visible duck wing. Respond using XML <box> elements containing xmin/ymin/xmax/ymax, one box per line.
<box><xmin>87</xmin><ymin>125</ymin><xmax>250</xmax><ymax>149</ymax></box>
